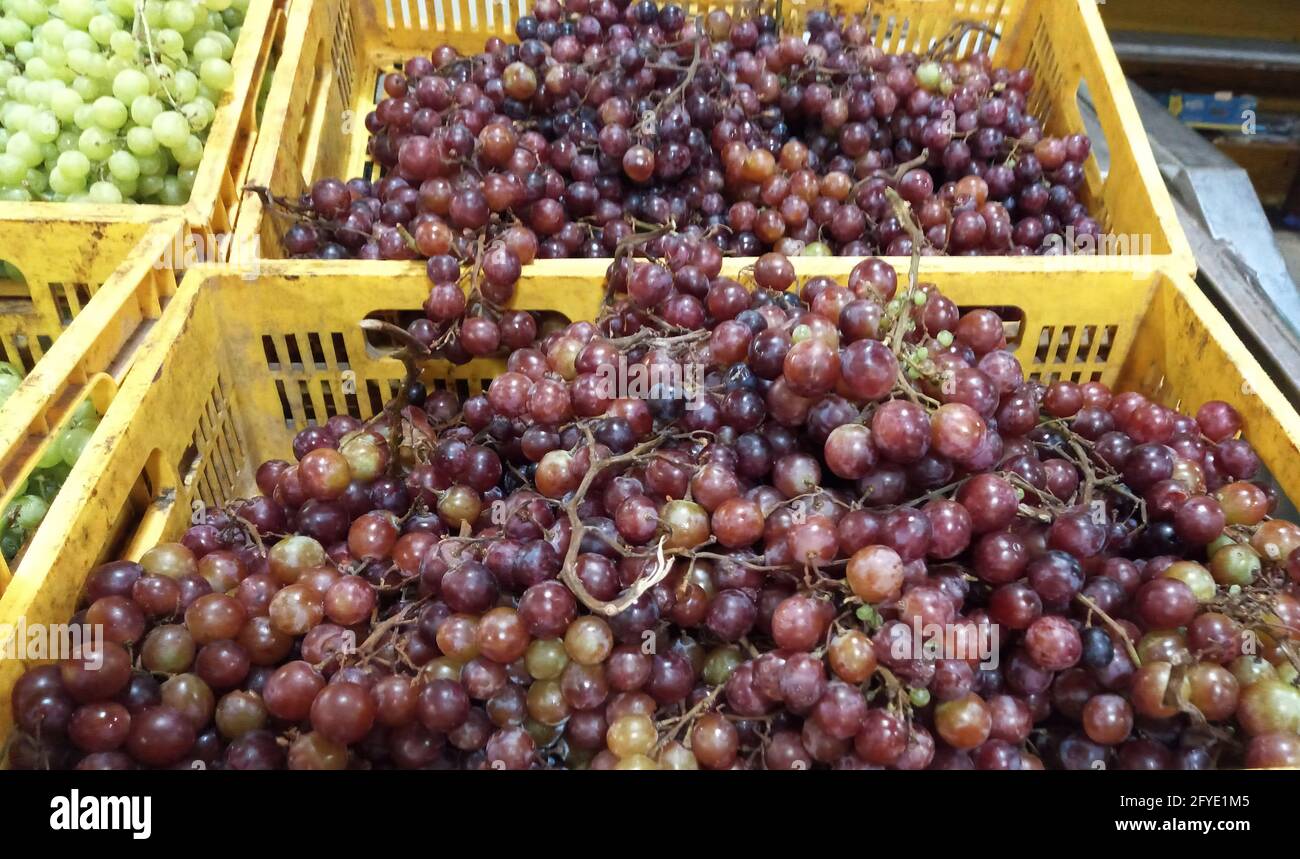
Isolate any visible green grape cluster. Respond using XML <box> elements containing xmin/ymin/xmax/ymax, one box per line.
<box><xmin>0</xmin><ymin>0</ymin><xmax>249</xmax><ymax>204</ymax></box>
<box><xmin>0</xmin><ymin>387</ymin><xmax>98</xmax><ymax>561</ymax></box>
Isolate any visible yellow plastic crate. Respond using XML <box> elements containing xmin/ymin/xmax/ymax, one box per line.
<box><xmin>2</xmin><ymin>258</ymin><xmax>1296</xmax><ymax>742</ymax></box>
<box><xmin>0</xmin><ymin>221</ymin><xmax>184</xmax><ymax>587</ymax></box>
<box><xmin>0</xmin><ymin>0</ymin><xmax>282</xmax><ymax>262</ymax></box>
<box><xmin>234</xmin><ymin>0</ymin><xmax>1194</xmax><ymax>275</ymax></box>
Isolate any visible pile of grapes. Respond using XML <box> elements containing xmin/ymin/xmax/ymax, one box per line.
<box><xmin>0</xmin><ymin>0</ymin><xmax>250</xmax><ymax>204</ymax></box>
<box><xmin>10</xmin><ymin>233</ymin><xmax>1300</xmax><ymax>771</ymax></box>
<box><xmin>0</xmin><ymin>378</ymin><xmax>99</xmax><ymax>563</ymax></box>
<box><xmin>277</xmin><ymin>1</ymin><xmax>1100</xmax><ymax>263</ymax></box>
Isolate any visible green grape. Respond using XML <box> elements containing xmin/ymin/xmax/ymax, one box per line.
<box><xmin>71</xmin><ymin>75</ymin><xmax>99</xmax><ymax>101</ymax></box>
<box><xmin>180</xmin><ymin>99</ymin><xmax>210</xmax><ymax>132</ymax></box>
<box><xmin>173</xmin><ymin>69</ymin><xmax>198</xmax><ymax>102</ymax></box>
<box><xmin>64</xmin><ymin>47</ymin><xmax>92</xmax><ymax>75</ymax></box>
<box><xmin>0</xmin><ymin>361</ymin><xmax>18</xmax><ymax>378</ymax></box>
<box><xmin>10</xmin><ymin>495</ymin><xmax>48</xmax><ymax>531</ymax></box>
<box><xmin>55</xmin><ymin>130</ymin><xmax>79</xmax><ymax>152</ymax></box>
<box><xmin>158</xmin><ymin>174</ymin><xmax>184</xmax><ymax>204</ymax></box>
<box><xmin>164</xmin><ymin>0</ymin><xmax>197</xmax><ymax>33</ymax></box>
<box><xmin>171</xmin><ymin>133</ymin><xmax>202</xmax><ymax>168</ymax></box>
<box><xmin>0</xmin><ymin>153</ymin><xmax>25</xmax><ymax>185</ymax></box>
<box><xmin>1</xmin><ymin>528</ymin><xmax>23</xmax><ymax>562</ymax></box>
<box><xmin>198</xmin><ymin>57</ymin><xmax>232</xmax><ymax>91</ymax></box>
<box><xmin>0</xmin><ymin>19</ymin><xmax>32</xmax><ymax>48</ymax></box>
<box><xmin>177</xmin><ymin>165</ymin><xmax>196</xmax><ymax>191</ymax></box>
<box><xmin>209</xmin><ymin>31</ymin><xmax>234</xmax><ymax>60</ymax></box>
<box><xmin>24</xmin><ymin>167</ymin><xmax>48</xmax><ymax>194</ymax></box>
<box><xmin>88</xmin><ymin>14</ymin><xmax>121</xmax><ymax>46</ymax></box>
<box><xmin>49</xmin><ymin>86</ymin><xmax>82</xmax><ymax>121</ymax></box>
<box><xmin>114</xmin><ymin>176</ymin><xmax>137</xmax><ymax>199</ymax></box>
<box><xmin>0</xmin><ymin>187</ymin><xmax>34</xmax><ymax>201</ymax></box>
<box><xmin>30</xmin><ymin>463</ymin><xmax>71</xmax><ymax>501</ymax></box>
<box><xmin>151</xmin><ymin>110</ymin><xmax>188</xmax><ymax>148</ymax></box>
<box><xmin>36</xmin><ymin>440</ymin><xmax>64</xmax><ymax>469</ymax></box>
<box><xmin>130</xmin><ymin>94</ymin><xmax>163</xmax><ymax>126</ymax></box>
<box><xmin>107</xmin><ymin>149</ymin><xmax>138</xmax><ymax>181</ymax></box>
<box><xmin>0</xmin><ymin>373</ymin><xmax>19</xmax><ymax>401</ymax></box>
<box><xmin>40</xmin><ymin>141</ymin><xmax>60</xmax><ymax>165</ymax></box>
<box><xmin>87</xmin><ymin>179</ymin><xmax>123</xmax><ymax>203</ymax></box>
<box><xmin>90</xmin><ymin>95</ymin><xmax>127</xmax><ymax>129</ymax></box>
<box><xmin>0</xmin><ymin>60</ymin><xmax>16</xmax><ymax>87</ymax></box>
<box><xmin>126</xmin><ymin>125</ymin><xmax>159</xmax><ymax>156</ymax></box>
<box><xmin>26</xmin><ymin>110</ymin><xmax>59</xmax><ymax>143</ymax></box>
<box><xmin>77</xmin><ymin>126</ymin><xmax>112</xmax><ymax>160</ymax></box>
<box><xmin>23</xmin><ymin>54</ymin><xmax>52</xmax><ymax>80</ymax></box>
<box><xmin>7</xmin><ymin>131</ymin><xmax>43</xmax><ymax>167</ymax></box>
<box><xmin>57</xmin><ymin>425</ymin><xmax>93</xmax><ymax>465</ymax></box>
<box><xmin>157</xmin><ymin>28</ymin><xmax>184</xmax><ymax>57</ymax></box>
<box><xmin>38</xmin><ymin>42</ymin><xmax>67</xmax><ymax>70</ymax></box>
<box><xmin>137</xmin><ymin>150</ymin><xmax>166</xmax><ymax>175</ymax></box>
<box><xmin>61</xmin><ymin>30</ymin><xmax>95</xmax><ymax>54</ymax></box>
<box><xmin>71</xmin><ymin>103</ymin><xmax>94</xmax><ymax>130</ymax></box>
<box><xmin>108</xmin><ymin>30</ymin><xmax>137</xmax><ymax>59</ymax></box>
<box><xmin>205</xmin><ymin>0</ymin><xmax>232</xmax><ymax>11</ymax></box>
<box><xmin>107</xmin><ymin>0</ymin><xmax>136</xmax><ymax>17</ymax></box>
<box><xmin>137</xmin><ymin>173</ymin><xmax>164</xmax><ymax>198</ymax></box>
<box><xmin>57</xmin><ymin>0</ymin><xmax>96</xmax><ymax>29</ymax></box>
<box><xmin>15</xmin><ymin>42</ymin><xmax>37</xmax><ymax>65</ymax></box>
<box><xmin>192</xmin><ymin>36</ymin><xmax>222</xmax><ymax>62</ymax></box>
<box><xmin>57</xmin><ymin>149</ymin><xmax>90</xmax><ymax>177</ymax></box>
<box><xmin>143</xmin><ymin>0</ymin><xmax>166</xmax><ymax>29</ymax></box>
<box><xmin>68</xmin><ymin>398</ymin><xmax>99</xmax><ymax>427</ymax></box>
<box><xmin>4</xmin><ymin>103</ymin><xmax>34</xmax><ymax>132</ymax></box>
<box><xmin>112</xmin><ymin>67</ymin><xmax>150</xmax><ymax>102</ymax></box>
<box><xmin>47</xmin><ymin>163</ymin><xmax>83</xmax><ymax>194</ymax></box>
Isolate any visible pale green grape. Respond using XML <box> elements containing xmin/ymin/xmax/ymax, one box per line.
<box><xmin>71</xmin><ymin>103</ymin><xmax>94</xmax><ymax>129</ymax></box>
<box><xmin>0</xmin><ymin>361</ymin><xmax>19</xmax><ymax>378</ymax></box>
<box><xmin>23</xmin><ymin>54</ymin><xmax>52</xmax><ymax>80</ymax></box>
<box><xmin>90</xmin><ymin>95</ymin><xmax>127</xmax><ymax>129</ymax></box>
<box><xmin>11</xmin><ymin>495</ymin><xmax>48</xmax><ymax>531</ymax></box>
<box><xmin>143</xmin><ymin>0</ymin><xmax>166</xmax><ymax>29</ymax></box>
<box><xmin>173</xmin><ymin>69</ymin><xmax>198</xmax><ymax>102</ymax></box>
<box><xmin>68</xmin><ymin>398</ymin><xmax>98</xmax><ymax>427</ymax></box>
<box><xmin>130</xmin><ymin>94</ymin><xmax>163</xmax><ymax>126</ymax></box>
<box><xmin>76</xmin><ymin>126</ymin><xmax>112</xmax><ymax>160</ymax></box>
<box><xmin>57</xmin><ymin>425</ymin><xmax>93</xmax><ymax>466</ymax></box>
<box><xmin>7</xmin><ymin>131</ymin><xmax>43</xmax><ymax>167</ymax></box>
<box><xmin>49</xmin><ymin>86</ymin><xmax>82</xmax><ymax>121</ymax></box>
<box><xmin>14</xmin><ymin>42</ymin><xmax>36</xmax><ymax>64</ymax></box>
<box><xmin>137</xmin><ymin>173</ymin><xmax>163</xmax><ymax>198</ymax></box>
<box><xmin>37</xmin><ymin>42</ymin><xmax>67</xmax><ymax>70</ymax></box>
<box><xmin>0</xmin><ymin>19</ymin><xmax>32</xmax><ymax>48</ymax></box>
<box><xmin>64</xmin><ymin>46</ymin><xmax>93</xmax><ymax>75</ymax></box>
<box><xmin>26</xmin><ymin>110</ymin><xmax>59</xmax><ymax>143</ymax></box>
<box><xmin>58</xmin><ymin>0</ymin><xmax>95</xmax><ymax>28</ymax></box>
<box><xmin>48</xmin><ymin>163</ymin><xmax>83</xmax><ymax>194</ymax></box>
<box><xmin>164</xmin><ymin>0</ymin><xmax>197</xmax><ymax>33</ymax></box>
<box><xmin>108</xmin><ymin>30</ymin><xmax>137</xmax><ymax>59</ymax></box>
<box><xmin>158</xmin><ymin>174</ymin><xmax>183</xmax><ymax>204</ymax></box>
<box><xmin>151</xmin><ymin>110</ymin><xmax>188</xmax><ymax>148</ymax></box>
<box><xmin>192</xmin><ymin>36</ymin><xmax>222</xmax><ymax>62</ymax></box>
<box><xmin>3</xmin><ymin>103</ymin><xmax>34</xmax><ymax>132</ymax></box>
<box><xmin>0</xmin><ymin>60</ymin><xmax>17</xmax><ymax>87</ymax></box>
<box><xmin>55</xmin><ymin>130</ymin><xmax>78</xmax><ymax>152</ymax></box>
<box><xmin>88</xmin><ymin>14</ymin><xmax>120</xmax><ymax>46</ymax></box>
<box><xmin>71</xmin><ymin>75</ymin><xmax>98</xmax><ymax>101</ymax></box>
<box><xmin>0</xmin><ymin>154</ymin><xmax>24</xmax><ymax>185</ymax></box>
<box><xmin>180</xmin><ymin>98</ymin><xmax>211</xmax><ymax>132</ymax></box>
<box><xmin>171</xmin><ymin>133</ymin><xmax>202</xmax><ymax>167</ymax></box>
<box><xmin>157</xmin><ymin>28</ymin><xmax>184</xmax><ymax>58</ymax></box>
<box><xmin>125</xmin><ymin>125</ymin><xmax>158</xmax><ymax>156</ymax></box>
<box><xmin>205</xmin><ymin>0</ymin><xmax>232</xmax><ymax>11</ymax></box>
<box><xmin>111</xmin><ymin>67</ymin><xmax>149</xmax><ymax>102</ymax></box>
<box><xmin>198</xmin><ymin>57</ymin><xmax>232</xmax><ymax>91</ymax></box>
<box><xmin>0</xmin><ymin>373</ymin><xmax>19</xmax><ymax>404</ymax></box>
<box><xmin>0</xmin><ymin>187</ymin><xmax>33</xmax><ymax>201</ymax></box>
<box><xmin>39</xmin><ymin>141</ymin><xmax>59</xmax><ymax>165</ymax></box>
<box><xmin>208</xmin><ymin>31</ymin><xmax>233</xmax><ymax>60</ymax></box>
<box><xmin>23</xmin><ymin>167</ymin><xmax>47</xmax><ymax>194</ymax></box>
<box><xmin>87</xmin><ymin>179</ymin><xmax>122</xmax><ymax>203</ymax></box>
<box><xmin>137</xmin><ymin>150</ymin><xmax>166</xmax><ymax>175</ymax></box>
<box><xmin>107</xmin><ymin>149</ymin><xmax>138</xmax><ymax>182</ymax></box>
<box><xmin>61</xmin><ymin>29</ymin><xmax>95</xmax><ymax>53</ymax></box>
<box><xmin>107</xmin><ymin>0</ymin><xmax>135</xmax><ymax>18</ymax></box>
<box><xmin>56</xmin><ymin>149</ymin><xmax>89</xmax><ymax>177</ymax></box>
<box><xmin>177</xmin><ymin>165</ymin><xmax>197</xmax><ymax>191</ymax></box>
<box><xmin>114</xmin><ymin>175</ymin><xmax>137</xmax><ymax>198</ymax></box>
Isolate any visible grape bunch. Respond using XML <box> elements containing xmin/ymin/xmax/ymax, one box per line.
<box><xmin>10</xmin><ymin>241</ymin><xmax>1300</xmax><ymax>771</ymax></box>
<box><xmin>0</xmin><ymin>0</ymin><xmax>249</xmax><ymax>204</ymax></box>
<box><xmin>279</xmin><ymin>0</ymin><xmax>1099</xmax><ymax>264</ymax></box>
<box><xmin>0</xmin><ymin>392</ymin><xmax>99</xmax><ymax>562</ymax></box>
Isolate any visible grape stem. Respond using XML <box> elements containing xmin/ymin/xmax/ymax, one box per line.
<box><xmin>1075</xmin><ymin>593</ymin><xmax>1142</xmax><ymax>669</ymax></box>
